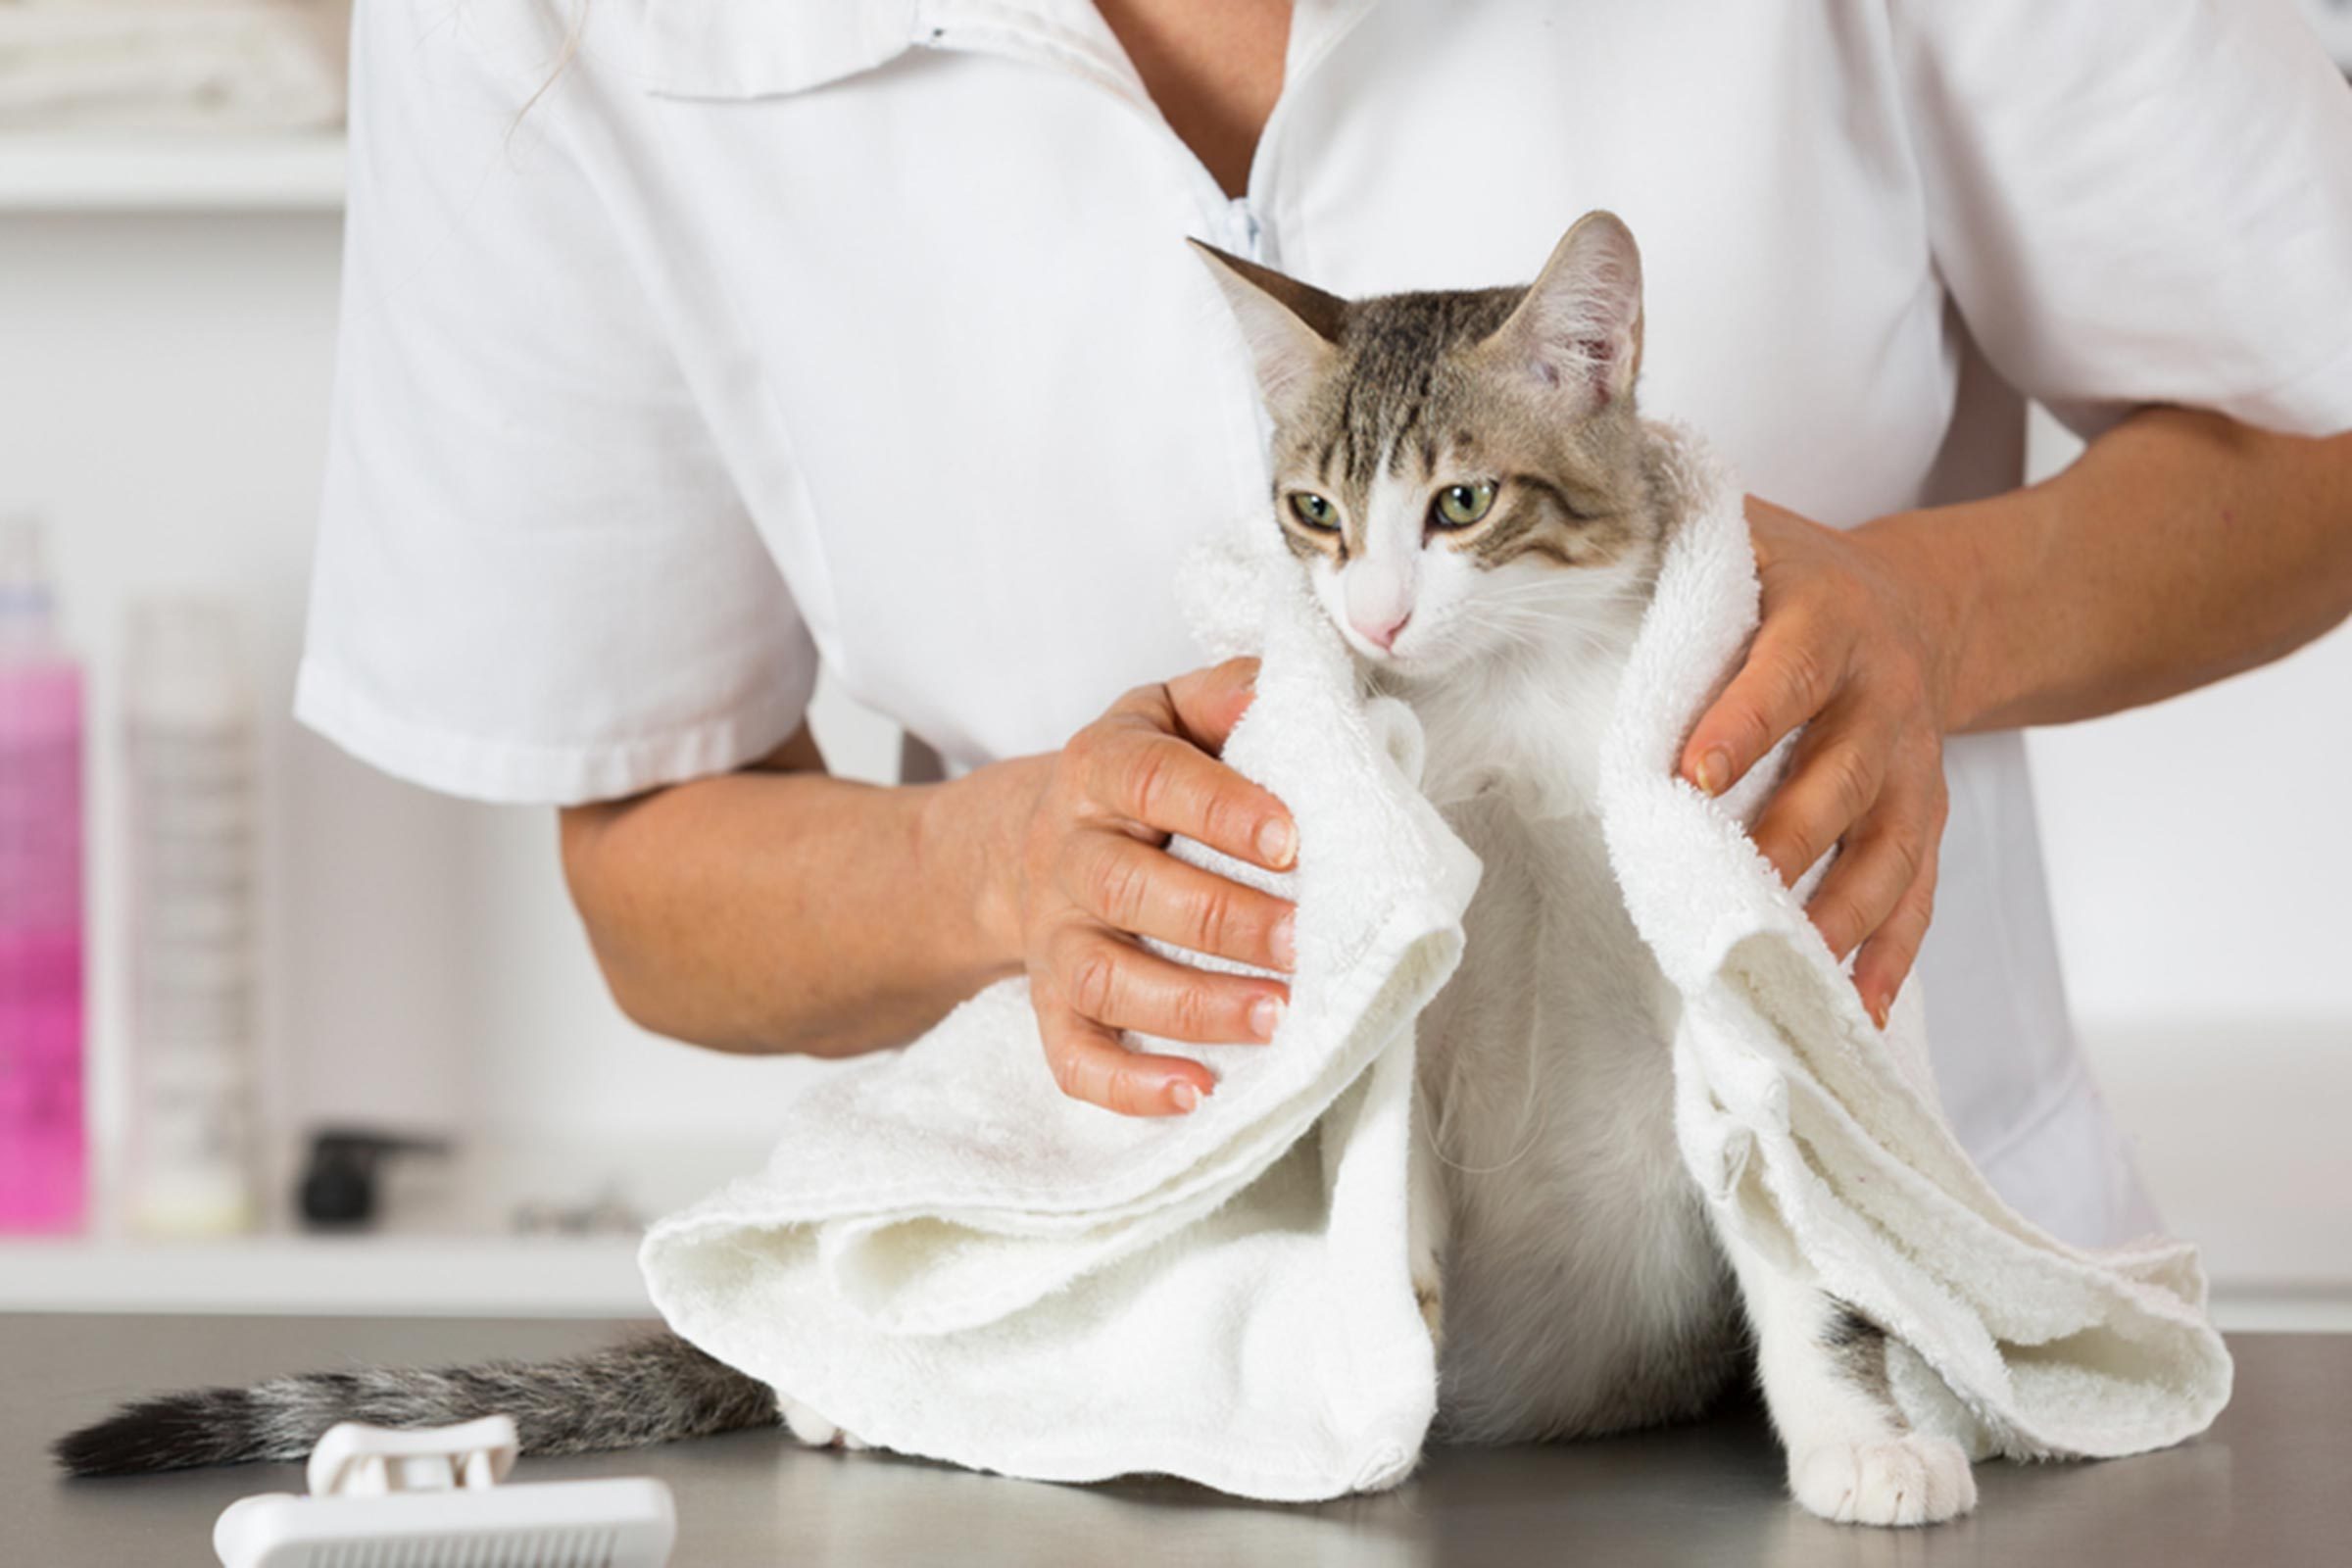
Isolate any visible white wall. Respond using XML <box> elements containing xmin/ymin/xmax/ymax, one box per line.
<box><xmin>2023</xmin><ymin>415</ymin><xmax>2352</xmax><ymax>1026</ymax></box>
<box><xmin>5</xmin><ymin>212</ymin><xmax>2347</xmax><ymax>1297</ymax></box>
<box><xmin>2022</xmin><ymin>407</ymin><xmax>2352</xmax><ymax>1297</ymax></box>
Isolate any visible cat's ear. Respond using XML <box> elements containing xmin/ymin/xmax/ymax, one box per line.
<box><xmin>1189</xmin><ymin>240</ymin><xmax>1345</xmax><ymax>413</ymax></box>
<box><xmin>1484</xmin><ymin>211</ymin><xmax>1644</xmax><ymax>411</ymax></box>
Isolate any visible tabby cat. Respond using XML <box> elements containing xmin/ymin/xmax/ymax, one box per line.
<box><xmin>1193</xmin><ymin>212</ymin><xmax>1973</xmax><ymax>1526</ymax></box>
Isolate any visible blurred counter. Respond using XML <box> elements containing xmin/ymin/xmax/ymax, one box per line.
<box><xmin>11</xmin><ymin>1316</ymin><xmax>2346</xmax><ymax>1566</ymax></box>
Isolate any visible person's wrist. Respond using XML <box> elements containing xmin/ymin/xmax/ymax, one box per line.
<box><xmin>1852</xmin><ymin>506</ymin><xmax>1985</xmax><ymax>736</ymax></box>
<box><xmin>916</xmin><ymin>753</ymin><xmax>1045</xmax><ymax>979</ymax></box>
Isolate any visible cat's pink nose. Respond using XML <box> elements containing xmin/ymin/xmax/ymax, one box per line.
<box><xmin>1354</xmin><ymin>611</ymin><xmax>1411</xmax><ymax>652</ymax></box>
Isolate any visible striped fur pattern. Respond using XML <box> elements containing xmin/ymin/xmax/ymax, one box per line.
<box><xmin>1193</xmin><ymin>213</ymin><xmax>1666</xmax><ymax>690</ymax></box>
<box><xmin>53</xmin><ymin>1332</ymin><xmax>775</xmax><ymax>1478</ymax></box>
<box><xmin>1197</xmin><ymin>213</ymin><xmax>1977</xmax><ymax>1526</ymax></box>
<box><xmin>1268</xmin><ymin>278</ymin><xmax>1654</xmax><ymax>577</ymax></box>
<box><xmin>1823</xmin><ymin>1301</ymin><xmax>1899</xmax><ymax>1419</ymax></box>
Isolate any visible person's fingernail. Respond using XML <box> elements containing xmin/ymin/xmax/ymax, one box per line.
<box><xmin>1169</xmin><ymin>1080</ymin><xmax>1202</xmax><ymax>1113</ymax></box>
<box><xmin>1695</xmin><ymin>748</ymin><xmax>1731</xmax><ymax>797</ymax></box>
<box><xmin>1257</xmin><ymin>817</ymin><xmax>1297</xmax><ymax>868</ymax></box>
<box><xmin>1250</xmin><ymin>995</ymin><xmax>1286</xmax><ymax>1041</ymax></box>
<box><xmin>1868</xmin><ymin>994</ymin><xmax>1889</xmax><ymax>1030</ymax></box>
<box><xmin>1270</xmin><ymin>911</ymin><xmax>1298</xmax><ymax>971</ymax></box>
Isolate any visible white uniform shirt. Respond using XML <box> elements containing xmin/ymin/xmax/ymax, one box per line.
<box><xmin>299</xmin><ymin>0</ymin><xmax>2352</xmax><ymax>1249</ymax></box>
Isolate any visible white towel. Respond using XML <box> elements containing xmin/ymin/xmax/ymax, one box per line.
<box><xmin>642</xmin><ymin>425</ymin><xmax>2229</xmax><ymax>1500</ymax></box>
<box><xmin>1597</xmin><ymin>431</ymin><xmax>2230</xmax><ymax>1463</ymax></box>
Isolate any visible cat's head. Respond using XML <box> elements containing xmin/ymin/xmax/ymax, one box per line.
<box><xmin>1194</xmin><ymin>212</ymin><xmax>1663</xmax><ymax>681</ymax></box>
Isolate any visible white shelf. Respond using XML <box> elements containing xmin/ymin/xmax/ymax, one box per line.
<box><xmin>0</xmin><ymin>1233</ymin><xmax>648</xmax><ymax>1317</ymax></box>
<box><xmin>0</xmin><ymin>133</ymin><xmax>345</xmax><ymax>213</ymax></box>
<box><xmin>0</xmin><ymin>1135</ymin><xmax>757</xmax><ymax>1317</ymax></box>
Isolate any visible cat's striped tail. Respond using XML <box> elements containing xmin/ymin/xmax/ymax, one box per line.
<box><xmin>52</xmin><ymin>1331</ymin><xmax>777</xmax><ymax>1477</ymax></box>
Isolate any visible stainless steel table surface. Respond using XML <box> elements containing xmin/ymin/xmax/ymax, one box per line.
<box><xmin>8</xmin><ymin>1314</ymin><xmax>2342</xmax><ymax>1565</ymax></box>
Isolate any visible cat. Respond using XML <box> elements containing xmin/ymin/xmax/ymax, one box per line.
<box><xmin>54</xmin><ymin>213</ymin><xmax>1973</xmax><ymax>1529</ymax></box>
<box><xmin>1192</xmin><ymin>211</ymin><xmax>1974</xmax><ymax>1527</ymax></box>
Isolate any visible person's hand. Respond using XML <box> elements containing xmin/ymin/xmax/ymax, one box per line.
<box><xmin>1676</xmin><ymin>498</ymin><xmax>1964</xmax><ymax>1028</ymax></box>
<box><xmin>1002</xmin><ymin>657</ymin><xmax>1298</xmax><ymax>1116</ymax></box>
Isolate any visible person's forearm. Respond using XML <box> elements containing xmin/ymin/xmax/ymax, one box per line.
<box><xmin>1859</xmin><ymin>407</ymin><xmax>2352</xmax><ymax>734</ymax></box>
<box><xmin>558</xmin><ymin>733</ymin><xmax>1040</xmax><ymax>1057</ymax></box>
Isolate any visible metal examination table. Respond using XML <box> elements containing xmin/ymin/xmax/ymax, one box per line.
<box><xmin>9</xmin><ymin>1314</ymin><xmax>2342</xmax><ymax>1564</ymax></box>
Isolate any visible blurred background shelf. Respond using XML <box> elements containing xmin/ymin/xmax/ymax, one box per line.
<box><xmin>0</xmin><ymin>1233</ymin><xmax>647</xmax><ymax>1317</ymax></box>
<box><xmin>0</xmin><ymin>1135</ymin><xmax>761</xmax><ymax>1317</ymax></box>
<box><xmin>0</xmin><ymin>134</ymin><xmax>345</xmax><ymax>213</ymax></box>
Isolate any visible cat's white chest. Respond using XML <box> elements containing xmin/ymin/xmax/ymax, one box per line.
<box><xmin>1404</xmin><ymin>648</ymin><xmax>1628</xmax><ymax>820</ymax></box>
<box><xmin>1397</xmin><ymin>647</ymin><xmax>1729</xmax><ymax>1442</ymax></box>
<box><xmin>1396</xmin><ymin>643</ymin><xmax>1666</xmax><ymax>1073</ymax></box>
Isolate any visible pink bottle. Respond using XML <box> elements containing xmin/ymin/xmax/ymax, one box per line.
<box><xmin>0</xmin><ymin>515</ymin><xmax>85</xmax><ymax>1233</ymax></box>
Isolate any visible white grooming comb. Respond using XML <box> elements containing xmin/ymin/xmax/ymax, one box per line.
<box><xmin>213</xmin><ymin>1415</ymin><xmax>676</xmax><ymax>1567</ymax></box>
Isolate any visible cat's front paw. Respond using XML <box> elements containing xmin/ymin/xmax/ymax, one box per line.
<box><xmin>780</xmin><ymin>1396</ymin><xmax>870</xmax><ymax>1452</ymax></box>
<box><xmin>1789</xmin><ymin>1434</ymin><xmax>1976</xmax><ymax>1527</ymax></box>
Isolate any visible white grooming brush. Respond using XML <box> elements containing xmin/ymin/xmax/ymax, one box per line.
<box><xmin>212</xmin><ymin>1415</ymin><xmax>676</xmax><ymax>1568</ymax></box>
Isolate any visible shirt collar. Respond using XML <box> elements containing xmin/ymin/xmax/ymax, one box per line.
<box><xmin>639</xmin><ymin>0</ymin><xmax>925</xmax><ymax>99</ymax></box>
<box><xmin>640</xmin><ymin>0</ymin><xmax>1378</xmax><ymax>105</ymax></box>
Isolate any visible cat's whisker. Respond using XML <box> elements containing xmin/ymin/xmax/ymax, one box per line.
<box><xmin>1444</xmin><ymin>608</ymin><xmax>1639</xmax><ymax>660</ymax></box>
<box><xmin>1474</xmin><ymin>577</ymin><xmax>1649</xmax><ymax>601</ymax></box>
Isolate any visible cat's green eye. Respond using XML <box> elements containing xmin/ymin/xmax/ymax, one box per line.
<box><xmin>1288</xmin><ymin>491</ymin><xmax>1340</xmax><ymax>530</ymax></box>
<box><xmin>1433</xmin><ymin>480</ymin><xmax>1497</xmax><ymax>528</ymax></box>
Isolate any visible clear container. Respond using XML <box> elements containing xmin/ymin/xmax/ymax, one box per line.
<box><xmin>123</xmin><ymin>598</ymin><xmax>260</xmax><ymax>1236</ymax></box>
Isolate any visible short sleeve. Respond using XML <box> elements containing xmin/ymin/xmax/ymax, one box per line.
<box><xmin>295</xmin><ymin>2</ymin><xmax>817</xmax><ymax>806</ymax></box>
<box><xmin>1891</xmin><ymin>0</ymin><xmax>2352</xmax><ymax>440</ymax></box>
